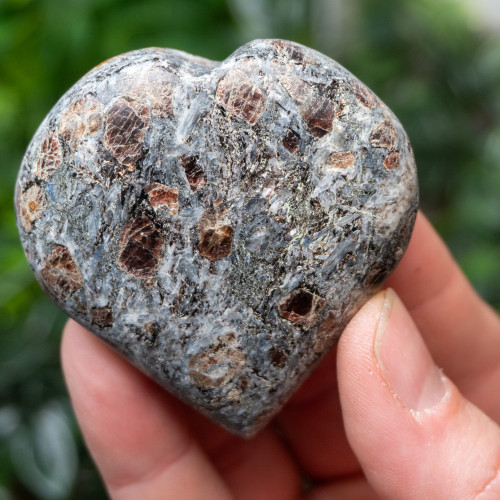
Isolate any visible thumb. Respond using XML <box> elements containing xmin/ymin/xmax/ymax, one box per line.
<box><xmin>337</xmin><ymin>289</ymin><xmax>500</xmax><ymax>499</ymax></box>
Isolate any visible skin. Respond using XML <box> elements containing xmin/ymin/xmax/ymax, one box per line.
<box><xmin>61</xmin><ymin>212</ymin><xmax>500</xmax><ymax>499</ymax></box>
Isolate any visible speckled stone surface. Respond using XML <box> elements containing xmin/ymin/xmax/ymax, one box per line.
<box><xmin>15</xmin><ymin>39</ymin><xmax>418</xmax><ymax>436</ymax></box>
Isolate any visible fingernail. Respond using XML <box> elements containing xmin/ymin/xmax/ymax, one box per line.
<box><xmin>374</xmin><ymin>289</ymin><xmax>446</xmax><ymax>412</ymax></box>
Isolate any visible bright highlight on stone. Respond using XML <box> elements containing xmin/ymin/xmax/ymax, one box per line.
<box><xmin>15</xmin><ymin>39</ymin><xmax>418</xmax><ymax>436</ymax></box>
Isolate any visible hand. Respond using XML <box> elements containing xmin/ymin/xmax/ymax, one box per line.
<box><xmin>61</xmin><ymin>212</ymin><xmax>500</xmax><ymax>499</ymax></box>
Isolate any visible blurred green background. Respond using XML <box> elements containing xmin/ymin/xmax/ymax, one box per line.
<box><xmin>1</xmin><ymin>0</ymin><xmax>499</xmax><ymax>497</ymax></box>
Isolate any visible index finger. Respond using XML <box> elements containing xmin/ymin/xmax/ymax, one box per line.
<box><xmin>387</xmin><ymin>211</ymin><xmax>500</xmax><ymax>417</ymax></box>
<box><xmin>61</xmin><ymin>320</ymin><xmax>233</xmax><ymax>500</ymax></box>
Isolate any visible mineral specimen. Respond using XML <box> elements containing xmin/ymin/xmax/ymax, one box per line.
<box><xmin>15</xmin><ymin>39</ymin><xmax>418</xmax><ymax>436</ymax></box>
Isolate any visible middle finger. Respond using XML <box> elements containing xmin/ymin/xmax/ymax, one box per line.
<box><xmin>275</xmin><ymin>346</ymin><xmax>361</xmax><ymax>480</ymax></box>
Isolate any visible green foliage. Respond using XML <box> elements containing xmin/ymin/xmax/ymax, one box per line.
<box><xmin>0</xmin><ymin>0</ymin><xmax>499</xmax><ymax>497</ymax></box>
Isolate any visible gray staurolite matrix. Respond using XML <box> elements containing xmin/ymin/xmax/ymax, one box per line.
<box><xmin>15</xmin><ymin>39</ymin><xmax>418</xmax><ymax>436</ymax></box>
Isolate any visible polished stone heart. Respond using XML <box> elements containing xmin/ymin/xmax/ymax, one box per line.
<box><xmin>15</xmin><ymin>39</ymin><xmax>418</xmax><ymax>436</ymax></box>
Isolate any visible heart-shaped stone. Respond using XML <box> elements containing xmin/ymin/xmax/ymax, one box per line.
<box><xmin>15</xmin><ymin>39</ymin><xmax>418</xmax><ymax>436</ymax></box>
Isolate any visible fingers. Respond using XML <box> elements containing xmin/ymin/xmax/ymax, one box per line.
<box><xmin>204</xmin><ymin>428</ymin><xmax>301</xmax><ymax>500</ymax></box>
<box><xmin>61</xmin><ymin>320</ymin><xmax>233</xmax><ymax>500</ymax></box>
<box><xmin>387</xmin><ymin>212</ymin><xmax>500</xmax><ymax>418</ymax></box>
<box><xmin>276</xmin><ymin>348</ymin><xmax>360</xmax><ymax>479</ymax></box>
<box><xmin>62</xmin><ymin>320</ymin><xmax>301</xmax><ymax>500</ymax></box>
<box><xmin>306</xmin><ymin>476</ymin><xmax>378</xmax><ymax>500</ymax></box>
<box><xmin>184</xmin><ymin>415</ymin><xmax>301</xmax><ymax>500</ymax></box>
<box><xmin>338</xmin><ymin>289</ymin><xmax>500</xmax><ymax>499</ymax></box>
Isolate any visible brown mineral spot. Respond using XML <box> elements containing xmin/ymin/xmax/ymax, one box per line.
<box><xmin>198</xmin><ymin>225</ymin><xmax>233</xmax><ymax>261</ymax></box>
<box><xmin>181</xmin><ymin>155</ymin><xmax>206</xmax><ymax>191</ymax></box>
<box><xmin>189</xmin><ymin>333</ymin><xmax>246</xmax><ymax>389</ymax></box>
<box><xmin>145</xmin><ymin>67</ymin><xmax>174</xmax><ymax>118</ymax></box>
<box><xmin>41</xmin><ymin>245</ymin><xmax>83</xmax><ymax>302</ymax></box>
<box><xmin>118</xmin><ymin>215</ymin><xmax>164</xmax><ymax>278</ymax></box>
<box><xmin>270</xmin><ymin>40</ymin><xmax>318</xmax><ymax>66</ymax></box>
<box><xmin>283</xmin><ymin>129</ymin><xmax>300</xmax><ymax>153</ymax></box>
<box><xmin>235</xmin><ymin>56</ymin><xmax>263</xmax><ymax>77</ymax></box>
<box><xmin>370</xmin><ymin>119</ymin><xmax>398</xmax><ymax>150</ymax></box>
<box><xmin>216</xmin><ymin>69</ymin><xmax>266</xmax><ymax>125</ymax></box>
<box><xmin>270</xmin><ymin>346</ymin><xmax>288</xmax><ymax>368</ymax></box>
<box><xmin>277</xmin><ymin>288</ymin><xmax>326</xmax><ymax>328</ymax></box>
<box><xmin>59</xmin><ymin>94</ymin><xmax>103</xmax><ymax>149</ymax></box>
<box><xmin>280</xmin><ymin>289</ymin><xmax>313</xmax><ymax>318</ymax></box>
<box><xmin>279</xmin><ymin>74</ymin><xmax>311</xmax><ymax>106</ymax></box>
<box><xmin>197</xmin><ymin>206</ymin><xmax>226</xmax><ymax>227</ymax></box>
<box><xmin>384</xmin><ymin>151</ymin><xmax>401</xmax><ymax>170</ymax></box>
<box><xmin>314</xmin><ymin>312</ymin><xmax>337</xmax><ymax>353</ymax></box>
<box><xmin>35</xmin><ymin>132</ymin><xmax>62</xmax><ymax>179</ymax></box>
<box><xmin>103</xmin><ymin>97</ymin><xmax>151</xmax><ymax>165</ymax></box>
<box><xmin>279</xmin><ymin>75</ymin><xmax>336</xmax><ymax>137</ymax></box>
<box><xmin>351</xmin><ymin>80</ymin><xmax>380</xmax><ymax>109</ymax></box>
<box><xmin>271</xmin><ymin>40</ymin><xmax>304</xmax><ymax>63</ymax></box>
<box><xmin>329</xmin><ymin>151</ymin><xmax>355</xmax><ymax>170</ymax></box>
<box><xmin>90</xmin><ymin>306</ymin><xmax>113</xmax><ymax>328</ymax></box>
<box><xmin>129</xmin><ymin>66</ymin><xmax>174</xmax><ymax>119</ymax></box>
<box><xmin>303</xmin><ymin>98</ymin><xmax>336</xmax><ymax>138</ymax></box>
<box><xmin>18</xmin><ymin>184</ymin><xmax>46</xmax><ymax>232</ymax></box>
<box><xmin>145</xmin><ymin>183</ymin><xmax>178</xmax><ymax>215</ymax></box>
